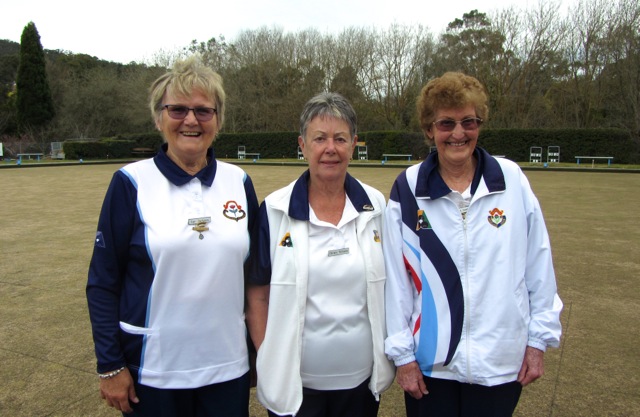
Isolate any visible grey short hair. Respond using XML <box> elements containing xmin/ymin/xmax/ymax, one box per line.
<box><xmin>299</xmin><ymin>92</ymin><xmax>357</xmax><ymax>140</ymax></box>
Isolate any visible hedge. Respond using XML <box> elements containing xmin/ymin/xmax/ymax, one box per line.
<box><xmin>61</xmin><ymin>128</ymin><xmax>640</xmax><ymax>164</ymax></box>
<box><xmin>478</xmin><ymin>128</ymin><xmax>639</xmax><ymax>164</ymax></box>
<box><xmin>62</xmin><ymin>133</ymin><xmax>164</xmax><ymax>160</ymax></box>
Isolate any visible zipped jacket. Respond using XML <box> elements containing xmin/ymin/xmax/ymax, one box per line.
<box><xmin>384</xmin><ymin>148</ymin><xmax>562</xmax><ymax>386</ymax></box>
<box><xmin>254</xmin><ymin>171</ymin><xmax>395</xmax><ymax>415</ymax></box>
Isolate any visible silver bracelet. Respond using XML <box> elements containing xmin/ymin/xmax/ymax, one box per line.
<box><xmin>98</xmin><ymin>366</ymin><xmax>126</xmax><ymax>379</ymax></box>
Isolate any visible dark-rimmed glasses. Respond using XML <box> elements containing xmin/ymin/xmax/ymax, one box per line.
<box><xmin>432</xmin><ymin>117</ymin><xmax>483</xmax><ymax>132</ymax></box>
<box><xmin>163</xmin><ymin>105</ymin><xmax>217</xmax><ymax>122</ymax></box>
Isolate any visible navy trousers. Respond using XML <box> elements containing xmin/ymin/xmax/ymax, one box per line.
<box><xmin>405</xmin><ymin>376</ymin><xmax>522</xmax><ymax>417</ymax></box>
<box><xmin>267</xmin><ymin>378</ymin><xmax>379</xmax><ymax>417</ymax></box>
<box><xmin>124</xmin><ymin>372</ymin><xmax>250</xmax><ymax>417</ymax></box>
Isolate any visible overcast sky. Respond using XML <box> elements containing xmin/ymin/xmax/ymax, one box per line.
<box><xmin>1</xmin><ymin>0</ymin><xmax>527</xmax><ymax>64</ymax></box>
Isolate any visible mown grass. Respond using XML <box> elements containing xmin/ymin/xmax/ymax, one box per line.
<box><xmin>0</xmin><ymin>163</ymin><xmax>638</xmax><ymax>416</ymax></box>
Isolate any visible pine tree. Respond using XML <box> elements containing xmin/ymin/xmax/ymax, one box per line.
<box><xmin>16</xmin><ymin>21</ymin><xmax>55</xmax><ymax>131</ymax></box>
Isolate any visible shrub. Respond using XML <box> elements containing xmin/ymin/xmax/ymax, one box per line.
<box><xmin>61</xmin><ymin>128</ymin><xmax>640</xmax><ymax>163</ymax></box>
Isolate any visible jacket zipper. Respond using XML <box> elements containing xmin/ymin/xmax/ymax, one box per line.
<box><xmin>461</xmin><ymin>206</ymin><xmax>472</xmax><ymax>383</ymax></box>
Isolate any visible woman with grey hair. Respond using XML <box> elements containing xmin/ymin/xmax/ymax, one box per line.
<box><xmin>87</xmin><ymin>56</ymin><xmax>258</xmax><ymax>416</ymax></box>
<box><xmin>246</xmin><ymin>92</ymin><xmax>395</xmax><ymax>417</ymax></box>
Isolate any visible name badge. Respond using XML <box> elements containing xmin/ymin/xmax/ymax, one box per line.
<box><xmin>328</xmin><ymin>248</ymin><xmax>350</xmax><ymax>257</ymax></box>
<box><xmin>188</xmin><ymin>217</ymin><xmax>211</xmax><ymax>225</ymax></box>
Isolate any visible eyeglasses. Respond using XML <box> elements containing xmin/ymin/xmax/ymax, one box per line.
<box><xmin>163</xmin><ymin>105</ymin><xmax>217</xmax><ymax>122</ymax></box>
<box><xmin>432</xmin><ymin>117</ymin><xmax>483</xmax><ymax>132</ymax></box>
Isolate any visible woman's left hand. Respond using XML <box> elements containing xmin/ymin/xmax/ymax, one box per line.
<box><xmin>517</xmin><ymin>346</ymin><xmax>545</xmax><ymax>386</ymax></box>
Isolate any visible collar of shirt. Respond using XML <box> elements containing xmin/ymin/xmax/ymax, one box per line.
<box><xmin>288</xmin><ymin>170</ymin><xmax>375</xmax><ymax>221</ymax></box>
<box><xmin>309</xmin><ymin>196</ymin><xmax>360</xmax><ymax>229</ymax></box>
<box><xmin>153</xmin><ymin>143</ymin><xmax>217</xmax><ymax>187</ymax></box>
<box><xmin>415</xmin><ymin>146</ymin><xmax>505</xmax><ymax>200</ymax></box>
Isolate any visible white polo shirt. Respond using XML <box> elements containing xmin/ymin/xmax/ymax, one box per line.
<box><xmin>300</xmin><ymin>197</ymin><xmax>374</xmax><ymax>390</ymax></box>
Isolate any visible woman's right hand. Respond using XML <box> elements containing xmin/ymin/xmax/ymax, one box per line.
<box><xmin>99</xmin><ymin>367</ymin><xmax>139</xmax><ymax>413</ymax></box>
<box><xmin>396</xmin><ymin>361</ymin><xmax>429</xmax><ymax>399</ymax></box>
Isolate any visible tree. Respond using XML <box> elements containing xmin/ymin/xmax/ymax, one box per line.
<box><xmin>491</xmin><ymin>1</ymin><xmax>568</xmax><ymax>128</ymax></box>
<box><xmin>185</xmin><ymin>36</ymin><xmax>230</xmax><ymax>70</ymax></box>
<box><xmin>0</xmin><ymin>52</ymin><xmax>19</xmax><ymax>135</ymax></box>
<box><xmin>330</xmin><ymin>65</ymin><xmax>365</xmax><ymax>105</ymax></box>
<box><xmin>437</xmin><ymin>10</ymin><xmax>506</xmax><ymax>78</ymax></box>
<box><xmin>356</xmin><ymin>24</ymin><xmax>431</xmax><ymax>130</ymax></box>
<box><xmin>562</xmin><ymin>0</ymin><xmax>612</xmax><ymax>127</ymax></box>
<box><xmin>51</xmin><ymin>61</ymin><xmax>161</xmax><ymax>138</ymax></box>
<box><xmin>436</xmin><ymin>10</ymin><xmax>514</xmax><ymax>126</ymax></box>
<box><xmin>596</xmin><ymin>0</ymin><xmax>640</xmax><ymax>132</ymax></box>
<box><xmin>15</xmin><ymin>22</ymin><xmax>55</xmax><ymax>132</ymax></box>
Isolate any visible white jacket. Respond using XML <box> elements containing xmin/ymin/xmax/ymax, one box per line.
<box><xmin>384</xmin><ymin>148</ymin><xmax>563</xmax><ymax>386</ymax></box>
<box><xmin>255</xmin><ymin>171</ymin><xmax>395</xmax><ymax>416</ymax></box>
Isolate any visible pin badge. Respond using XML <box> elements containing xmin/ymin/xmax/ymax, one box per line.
<box><xmin>188</xmin><ymin>217</ymin><xmax>211</xmax><ymax>239</ymax></box>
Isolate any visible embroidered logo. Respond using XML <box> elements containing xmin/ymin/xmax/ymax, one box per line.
<box><xmin>279</xmin><ymin>232</ymin><xmax>293</xmax><ymax>247</ymax></box>
<box><xmin>373</xmin><ymin>229</ymin><xmax>381</xmax><ymax>243</ymax></box>
<box><xmin>487</xmin><ymin>207</ymin><xmax>507</xmax><ymax>228</ymax></box>
<box><xmin>222</xmin><ymin>200</ymin><xmax>246</xmax><ymax>222</ymax></box>
<box><xmin>416</xmin><ymin>210</ymin><xmax>432</xmax><ymax>230</ymax></box>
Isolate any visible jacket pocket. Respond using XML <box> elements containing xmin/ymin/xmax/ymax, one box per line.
<box><xmin>119</xmin><ymin>321</ymin><xmax>153</xmax><ymax>335</ymax></box>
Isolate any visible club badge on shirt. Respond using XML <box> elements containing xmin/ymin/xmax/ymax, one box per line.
<box><xmin>280</xmin><ymin>232</ymin><xmax>293</xmax><ymax>247</ymax></box>
<box><xmin>487</xmin><ymin>207</ymin><xmax>507</xmax><ymax>228</ymax></box>
<box><xmin>416</xmin><ymin>209</ymin><xmax>432</xmax><ymax>230</ymax></box>
<box><xmin>222</xmin><ymin>200</ymin><xmax>246</xmax><ymax>222</ymax></box>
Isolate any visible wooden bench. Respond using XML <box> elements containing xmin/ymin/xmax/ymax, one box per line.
<box><xmin>17</xmin><ymin>153</ymin><xmax>44</xmax><ymax>161</ymax></box>
<box><xmin>574</xmin><ymin>156</ymin><xmax>614</xmax><ymax>166</ymax></box>
<box><xmin>382</xmin><ymin>154</ymin><xmax>412</xmax><ymax>162</ymax></box>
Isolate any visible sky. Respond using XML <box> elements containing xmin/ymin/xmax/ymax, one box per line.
<box><xmin>1</xmin><ymin>0</ymin><xmax>525</xmax><ymax>64</ymax></box>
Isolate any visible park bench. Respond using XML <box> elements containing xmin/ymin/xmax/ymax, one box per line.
<box><xmin>238</xmin><ymin>152</ymin><xmax>260</xmax><ymax>160</ymax></box>
<box><xmin>17</xmin><ymin>153</ymin><xmax>44</xmax><ymax>161</ymax></box>
<box><xmin>237</xmin><ymin>146</ymin><xmax>260</xmax><ymax>160</ymax></box>
<box><xmin>574</xmin><ymin>156</ymin><xmax>614</xmax><ymax>166</ymax></box>
<box><xmin>382</xmin><ymin>153</ymin><xmax>412</xmax><ymax>162</ymax></box>
<box><xmin>132</xmin><ymin>147</ymin><xmax>156</xmax><ymax>156</ymax></box>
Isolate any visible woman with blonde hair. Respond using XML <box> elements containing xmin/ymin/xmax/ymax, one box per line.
<box><xmin>87</xmin><ymin>56</ymin><xmax>258</xmax><ymax>416</ymax></box>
